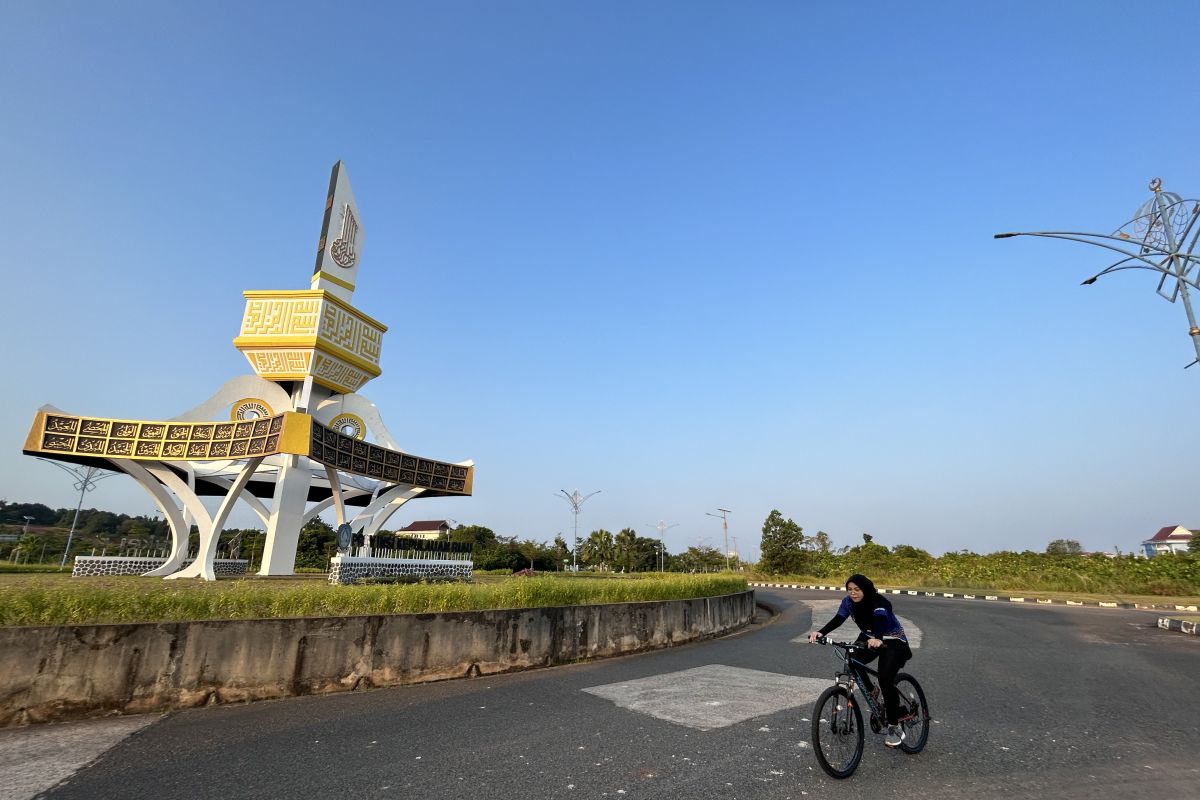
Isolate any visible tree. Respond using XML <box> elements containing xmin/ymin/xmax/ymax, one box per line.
<box><xmin>614</xmin><ymin>528</ymin><xmax>637</xmax><ymax>572</ymax></box>
<box><xmin>891</xmin><ymin>544</ymin><xmax>933</xmax><ymax>561</ymax></box>
<box><xmin>552</xmin><ymin>535</ymin><xmax>570</xmax><ymax>569</ymax></box>
<box><xmin>758</xmin><ymin>510</ymin><xmax>806</xmax><ymax>575</ymax></box>
<box><xmin>295</xmin><ymin>518</ymin><xmax>337</xmax><ymax>569</ymax></box>
<box><xmin>1046</xmin><ymin>539</ymin><xmax>1083</xmax><ymax>555</ymax></box>
<box><xmin>677</xmin><ymin>545</ymin><xmax>725</xmax><ymax>572</ymax></box>
<box><xmin>450</xmin><ymin>525</ymin><xmax>498</xmax><ymax>550</ymax></box>
<box><xmin>581</xmin><ymin>529</ymin><xmax>614</xmax><ymax>571</ymax></box>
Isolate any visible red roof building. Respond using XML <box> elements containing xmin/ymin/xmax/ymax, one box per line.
<box><xmin>397</xmin><ymin>520</ymin><xmax>454</xmax><ymax>540</ymax></box>
<box><xmin>1141</xmin><ymin>525</ymin><xmax>1196</xmax><ymax>557</ymax></box>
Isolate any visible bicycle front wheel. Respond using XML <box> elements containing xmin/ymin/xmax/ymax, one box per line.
<box><xmin>811</xmin><ymin>685</ymin><xmax>864</xmax><ymax>779</ymax></box>
<box><xmin>894</xmin><ymin>672</ymin><xmax>930</xmax><ymax>754</ymax></box>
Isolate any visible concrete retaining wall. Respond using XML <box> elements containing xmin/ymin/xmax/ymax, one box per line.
<box><xmin>0</xmin><ymin>590</ymin><xmax>754</xmax><ymax>726</ymax></box>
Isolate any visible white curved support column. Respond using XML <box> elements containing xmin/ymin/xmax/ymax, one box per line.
<box><xmin>110</xmin><ymin>459</ymin><xmax>192</xmax><ymax>576</ymax></box>
<box><xmin>166</xmin><ymin>457</ymin><xmax>264</xmax><ymax>580</ymax></box>
<box><xmin>358</xmin><ymin>486</ymin><xmax>426</xmax><ymax>538</ymax></box>
<box><xmin>198</xmin><ymin>474</ymin><xmax>272</xmax><ymax>528</ymax></box>
<box><xmin>299</xmin><ymin>489</ymin><xmax>370</xmax><ymax>527</ymax></box>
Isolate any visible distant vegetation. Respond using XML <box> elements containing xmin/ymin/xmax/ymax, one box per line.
<box><xmin>1</xmin><ymin>501</ymin><xmax>735</xmax><ymax>574</ymax></box>
<box><xmin>756</xmin><ymin>509</ymin><xmax>1200</xmax><ymax>596</ymax></box>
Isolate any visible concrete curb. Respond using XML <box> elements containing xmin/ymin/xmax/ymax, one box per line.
<box><xmin>0</xmin><ymin>591</ymin><xmax>755</xmax><ymax>727</ymax></box>
<box><xmin>747</xmin><ymin>582</ymin><xmax>1200</xmax><ymax>612</ymax></box>
<box><xmin>1157</xmin><ymin>617</ymin><xmax>1199</xmax><ymax>636</ymax></box>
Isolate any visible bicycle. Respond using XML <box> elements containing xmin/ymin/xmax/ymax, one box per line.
<box><xmin>809</xmin><ymin>635</ymin><xmax>930</xmax><ymax>778</ymax></box>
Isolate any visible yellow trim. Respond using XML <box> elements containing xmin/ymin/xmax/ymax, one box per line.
<box><xmin>327</xmin><ymin>412</ymin><xmax>366</xmax><ymax>440</ymax></box>
<box><xmin>278</xmin><ymin>412</ymin><xmax>313</xmax><ymax>455</ymax></box>
<box><xmin>23</xmin><ymin>411</ymin><xmax>47</xmax><ymax>453</ymax></box>
<box><xmin>311</xmin><ymin>376</ymin><xmax>360</xmax><ymax>394</ymax></box>
<box><xmin>233</xmin><ymin>338</ymin><xmax>383</xmax><ymax>376</ymax></box>
<box><xmin>310</xmin><ymin>270</ymin><xmax>356</xmax><ymax>292</ymax></box>
<box><xmin>241</xmin><ymin>289</ymin><xmax>388</xmax><ymax>332</ymax></box>
<box><xmin>229</xmin><ymin>397</ymin><xmax>274</xmax><ymax>422</ymax></box>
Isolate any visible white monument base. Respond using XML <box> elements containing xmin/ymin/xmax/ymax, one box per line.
<box><xmin>328</xmin><ymin>555</ymin><xmax>472</xmax><ymax>585</ymax></box>
<box><xmin>72</xmin><ymin>556</ymin><xmax>249</xmax><ymax>578</ymax></box>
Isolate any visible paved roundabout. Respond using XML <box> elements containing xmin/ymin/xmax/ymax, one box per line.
<box><xmin>5</xmin><ymin>587</ymin><xmax>1197</xmax><ymax>800</ymax></box>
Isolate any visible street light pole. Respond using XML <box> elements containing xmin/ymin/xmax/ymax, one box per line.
<box><xmin>706</xmin><ymin>508</ymin><xmax>731</xmax><ymax>571</ymax></box>
<box><xmin>557</xmin><ymin>489</ymin><xmax>600</xmax><ymax>572</ymax></box>
<box><xmin>996</xmin><ymin>177</ymin><xmax>1200</xmax><ymax>368</ymax></box>
<box><xmin>647</xmin><ymin>520</ymin><xmax>680</xmax><ymax>572</ymax></box>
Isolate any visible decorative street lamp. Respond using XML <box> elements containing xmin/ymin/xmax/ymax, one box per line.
<box><xmin>557</xmin><ymin>489</ymin><xmax>600</xmax><ymax>572</ymax></box>
<box><xmin>36</xmin><ymin>459</ymin><xmax>115</xmax><ymax>568</ymax></box>
<box><xmin>996</xmin><ymin>177</ymin><xmax>1200</xmax><ymax>368</ymax></box>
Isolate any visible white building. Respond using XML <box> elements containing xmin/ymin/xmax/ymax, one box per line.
<box><xmin>397</xmin><ymin>520</ymin><xmax>454</xmax><ymax>541</ymax></box>
<box><xmin>1141</xmin><ymin>525</ymin><xmax>1197</xmax><ymax>557</ymax></box>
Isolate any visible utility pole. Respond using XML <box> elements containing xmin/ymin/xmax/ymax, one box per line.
<box><xmin>706</xmin><ymin>508</ymin><xmax>731</xmax><ymax>571</ymax></box>
<box><xmin>557</xmin><ymin>489</ymin><xmax>600</xmax><ymax>572</ymax></box>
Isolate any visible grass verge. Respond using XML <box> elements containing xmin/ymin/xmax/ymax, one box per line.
<box><xmin>752</xmin><ymin>575</ymin><xmax>1200</xmax><ymax>607</ymax></box>
<box><xmin>0</xmin><ymin>573</ymin><xmax>747</xmax><ymax>627</ymax></box>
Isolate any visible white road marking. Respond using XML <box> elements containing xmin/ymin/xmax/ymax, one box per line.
<box><xmin>0</xmin><ymin>715</ymin><xmax>156</xmax><ymax>800</ymax></box>
<box><xmin>793</xmin><ymin>599</ymin><xmax>923</xmax><ymax>648</ymax></box>
<box><xmin>582</xmin><ymin>664</ymin><xmax>829</xmax><ymax>731</ymax></box>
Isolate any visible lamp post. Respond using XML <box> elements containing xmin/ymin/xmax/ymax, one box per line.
<box><xmin>996</xmin><ymin>177</ymin><xmax>1200</xmax><ymax>368</ymax></box>
<box><xmin>557</xmin><ymin>489</ymin><xmax>600</xmax><ymax>572</ymax></box>
<box><xmin>647</xmin><ymin>520</ymin><xmax>679</xmax><ymax>572</ymax></box>
<box><xmin>706</xmin><ymin>508</ymin><xmax>732</xmax><ymax>571</ymax></box>
<box><xmin>22</xmin><ymin>516</ymin><xmax>33</xmax><ymax>537</ymax></box>
<box><xmin>36</xmin><ymin>460</ymin><xmax>115</xmax><ymax>569</ymax></box>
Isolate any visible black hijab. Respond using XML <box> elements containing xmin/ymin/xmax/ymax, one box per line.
<box><xmin>845</xmin><ymin>573</ymin><xmax>891</xmax><ymax>632</ymax></box>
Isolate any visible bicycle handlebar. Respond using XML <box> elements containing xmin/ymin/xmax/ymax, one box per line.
<box><xmin>811</xmin><ymin>634</ymin><xmax>862</xmax><ymax>650</ymax></box>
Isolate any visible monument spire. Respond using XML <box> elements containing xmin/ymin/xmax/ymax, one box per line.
<box><xmin>311</xmin><ymin>160</ymin><xmax>364</xmax><ymax>303</ymax></box>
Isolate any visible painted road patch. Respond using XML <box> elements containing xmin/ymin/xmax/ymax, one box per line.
<box><xmin>0</xmin><ymin>715</ymin><xmax>156</xmax><ymax>800</ymax></box>
<box><xmin>582</xmin><ymin>664</ymin><xmax>828</xmax><ymax>731</ymax></box>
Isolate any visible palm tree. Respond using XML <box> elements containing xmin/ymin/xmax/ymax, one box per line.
<box><xmin>581</xmin><ymin>529</ymin><xmax>614</xmax><ymax>571</ymax></box>
<box><xmin>614</xmin><ymin>528</ymin><xmax>637</xmax><ymax>572</ymax></box>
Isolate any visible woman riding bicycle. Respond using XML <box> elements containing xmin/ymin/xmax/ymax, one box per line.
<box><xmin>808</xmin><ymin>574</ymin><xmax>913</xmax><ymax>747</ymax></box>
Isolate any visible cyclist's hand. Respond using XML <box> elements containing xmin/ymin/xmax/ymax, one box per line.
<box><xmin>867</xmin><ymin>637</ymin><xmax>882</xmax><ymax>648</ymax></box>
<box><xmin>808</xmin><ymin>631</ymin><xmax>820</xmax><ymax>643</ymax></box>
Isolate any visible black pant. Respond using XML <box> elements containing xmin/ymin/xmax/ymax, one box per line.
<box><xmin>853</xmin><ymin>638</ymin><xmax>912</xmax><ymax>725</ymax></box>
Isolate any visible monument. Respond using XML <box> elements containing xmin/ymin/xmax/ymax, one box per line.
<box><xmin>22</xmin><ymin>162</ymin><xmax>474</xmax><ymax>581</ymax></box>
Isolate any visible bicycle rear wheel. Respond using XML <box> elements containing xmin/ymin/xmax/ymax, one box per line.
<box><xmin>894</xmin><ymin>673</ymin><xmax>929</xmax><ymax>754</ymax></box>
<box><xmin>811</xmin><ymin>685</ymin><xmax>864</xmax><ymax>779</ymax></box>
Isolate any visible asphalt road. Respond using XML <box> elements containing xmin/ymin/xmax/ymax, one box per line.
<box><xmin>22</xmin><ymin>589</ymin><xmax>1200</xmax><ymax>800</ymax></box>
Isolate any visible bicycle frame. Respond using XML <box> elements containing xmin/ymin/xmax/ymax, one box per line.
<box><xmin>832</xmin><ymin>645</ymin><xmax>884</xmax><ymax>721</ymax></box>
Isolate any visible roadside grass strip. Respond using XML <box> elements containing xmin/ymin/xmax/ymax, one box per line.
<box><xmin>748</xmin><ymin>582</ymin><xmax>1197</xmax><ymax>611</ymax></box>
<box><xmin>0</xmin><ymin>574</ymin><xmax>747</xmax><ymax>627</ymax></box>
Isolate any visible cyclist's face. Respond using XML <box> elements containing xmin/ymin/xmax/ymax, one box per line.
<box><xmin>846</xmin><ymin>582</ymin><xmax>863</xmax><ymax>600</ymax></box>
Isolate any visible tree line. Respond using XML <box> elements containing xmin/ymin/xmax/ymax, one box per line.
<box><xmin>756</xmin><ymin>509</ymin><xmax>1200</xmax><ymax>595</ymax></box>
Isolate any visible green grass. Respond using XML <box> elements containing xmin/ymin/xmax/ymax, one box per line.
<box><xmin>0</xmin><ymin>563</ymin><xmax>67</xmax><ymax>574</ymax></box>
<box><xmin>0</xmin><ymin>573</ymin><xmax>747</xmax><ymax>626</ymax></box>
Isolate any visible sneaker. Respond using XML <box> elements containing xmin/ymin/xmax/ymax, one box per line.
<box><xmin>884</xmin><ymin>724</ymin><xmax>905</xmax><ymax>747</ymax></box>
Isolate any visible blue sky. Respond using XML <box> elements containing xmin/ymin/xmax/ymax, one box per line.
<box><xmin>3</xmin><ymin>2</ymin><xmax>1198</xmax><ymax>561</ymax></box>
